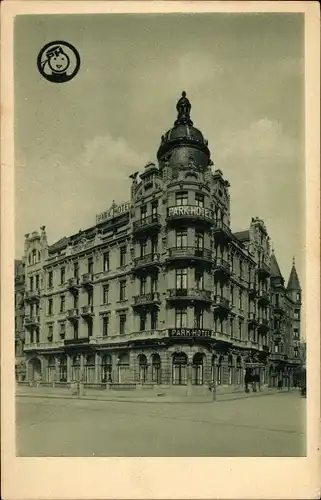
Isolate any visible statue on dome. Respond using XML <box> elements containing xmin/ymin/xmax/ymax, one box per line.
<box><xmin>175</xmin><ymin>91</ymin><xmax>193</xmax><ymax>126</ymax></box>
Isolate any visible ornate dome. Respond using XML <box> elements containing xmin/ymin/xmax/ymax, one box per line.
<box><xmin>157</xmin><ymin>91</ymin><xmax>210</xmax><ymax>161</ymax></box>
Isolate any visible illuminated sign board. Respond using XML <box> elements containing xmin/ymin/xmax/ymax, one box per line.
<box><xmin>169</xmin><ymin>328</ymin><xmax>213</xmax><ymax>338</ymax></box>
<box><xmin>96</xmin><ymin>202</ymin><xmax>130</xmax><ymax>224</ymax></box>
<box><xmin>168</xmin><ymin>206</ymin><xmax>214</xmax><ymax>219</ymax></box>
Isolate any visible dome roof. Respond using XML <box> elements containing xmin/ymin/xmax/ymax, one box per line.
<box><xmin>157</xmin><ymin>92</ymin><xmax>210</xmax><ymax>160</ymax></box>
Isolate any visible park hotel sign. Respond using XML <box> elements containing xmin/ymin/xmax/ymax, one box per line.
<box><xmin>96</xmin><ymin>202</ymin><xmax>130</xmax><ymax>224</ymax></box>
<box><xmin>169</xmin><ymin>328</ymin><xmax>213</xmax><ymax>338</ymax></box>
<box><xmin>167</xmin><ymin>205</ymin><xmax>214</xmax><ymax>219</ymax></box>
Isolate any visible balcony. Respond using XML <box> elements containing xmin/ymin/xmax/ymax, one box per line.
<box><xmin>213</xmin><ymin>219</ymin><xmax>232</xmax><ymax>243</ymax></box>
<box><xmin>257</xmin><ymin>317</ymin><xmax>269</xmax><ymax>332</ymax></box>
<box><xmin>67</xmin><ymin>277</ymin><xmax>80</xmax><ymax>291</ymax></box>
<box><xmin>133</xmin><ymin>253</ymin><xmax>161</xmax><ymax>271</ymax></box>
<box><xmin>213</xmin><ymin>257</ymin><xmax>231</xmax><ymax>278</ymax></box>
<box><xmin>92</xmin><ymin>330</ymin><xmax>169</xmax><ymax>346</ymax></box>
<box><xmin>167</xmin><ymin>247</ymin><xmax>213</xmax><ymax>265</ymax></box>
<box><xmin>24</xmin><ymin>289</ymin><xmax>40</xmax><ymax>303</ymax></box>
<box><xmin>273</xmin><ymin>329</ymin><xmax>283</xmax><ymax>341</ymax></box>
<box><xmin>24</xmin><ymin>315</ymin><xmax>40</xmax><ymax>328</ymax></box>
<box><xmin>81</xmin><ymin>305</ymin><xmax>94</xmax><ymax>317</ymax></box>
<box><xmin>66</xmin><ymin>308</ymin><xmax>79</xmax><ymax>321</ymax></box>
<box><xmin>132</xmin><ymin>292</ymin><xmax>161</xmax><ymax>308</ymax></box>
<box><xmin>257</xmin><ymin>261</ymin><xmax>270</xmax><ymax>279</ymax></box>
<box><xmin>273</xmin><ymin>304</ymin><xmax>285</xmax><ymax>315</ymax></box>
<box><xmin>81</xmin><ymin>273</ymin><xmax>93</xmax><ymax>288</ymax></box>
<box><xmin>133</xmin><ymin>214</ymin><xmax>161</xmax><ymax>235</ymax></box>
<box><xmin>64</xmin><ymin>337</ymin><xmax>90</xmax><ymax>346</ymax></box>
<box><xmin>270</xmin><ymin>352</ymin><xmax>285</xmax><ymax>362</ymax></box>
<box><xmin>257</xmin><ymin>290</ymin><xmax>270</xmax><ymax>306</ymax></box>
<box><xmin>167</xmin><ymin>288</ymin><xmax>212</xmax><ymax>303</ymax></box>
<box><xmin>248</xmin><ymin>282</ymin><xmax>258</xmax><ymax>298</ymax></box>
<box><xmin>248</xmin><ymin>312</ymin><xmax>258</xmax><ymax>327</ymax></box>
<box><xmin>24</xmin><ymin>341</ymin><xmax>64</xmax><ymax>351</ymax></box>
<box><xmin>167</xmin><ymin>205</ymin><xmax>214</xmax><ymax>226</ymax></box>
<box><xmin>213</xmin><ymin>295</ymin><xmax>230</xmax><ymax>315</ymax></box>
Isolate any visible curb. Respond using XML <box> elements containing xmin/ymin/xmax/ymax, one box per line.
<box><xmin>16</xmin><ymin>390</ymin><xmax>294</xmax><ymax>405</ymax></box>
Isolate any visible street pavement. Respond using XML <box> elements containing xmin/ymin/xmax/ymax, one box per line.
<box><xmin>16</xmin><ymin>391</ymin><xmax>306</xmax><ymax>457</ymax></box>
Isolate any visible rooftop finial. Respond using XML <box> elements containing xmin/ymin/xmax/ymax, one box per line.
<box><xmin>292</xmin><ymin>256</ymin><xmax>296</xmax><ymax>266</ymax></box>
<box><xmin>175</xmin><ymin>91</ymin><xmax>193</xmax><ymax>126</ymax></box>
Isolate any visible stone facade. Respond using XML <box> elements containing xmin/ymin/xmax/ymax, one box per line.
<box><xmin>18</xmin><ymin>92</ymin><xmax>302</xmax><ymax>391</ymax></box>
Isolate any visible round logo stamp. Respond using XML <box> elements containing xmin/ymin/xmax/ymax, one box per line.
<box><xmin>37</xmin><ymin>41</ymin><xmax>81</xmax><ymax>83</ymax></box>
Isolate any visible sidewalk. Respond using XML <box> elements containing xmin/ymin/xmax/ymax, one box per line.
<box><xmin>16</xmin><ymin>384</ymin><xmax>294</xmax><ymax>404</ymax></box>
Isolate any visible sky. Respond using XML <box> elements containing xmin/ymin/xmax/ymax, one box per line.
<box><xmin>14</xmin><ymin>13</ymin><xmax>305</xmax><ymax>284</ymax></box>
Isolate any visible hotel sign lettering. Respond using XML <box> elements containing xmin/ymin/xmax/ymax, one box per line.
<box><xmin>96</xmin><ymin>202</ymin><xmax>130</xmax><ymax>224</ymax></box>
<box><xmin>168</xmin><ymin>206</ymin><xmax>214</xmax><ymax>219</ymax></box>
<box><xmin>169</xmin><ymin>328</ymin><xmax>212</xmax><ymax>338</ymax></box>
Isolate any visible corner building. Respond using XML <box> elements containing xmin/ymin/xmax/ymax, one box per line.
<box><xmin>22</xmin><ymin>93</ymin><xmax>301</xmax><ymax>391</ymax></box>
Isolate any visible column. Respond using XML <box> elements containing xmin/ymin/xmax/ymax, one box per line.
<box><xmin>55</xmin><ymin>356</ymin><xmax>60</xmax><ymax>384</ymax></box>
<box><xmin>186</xmin><ymin>352</ymin><xmax>193</xmax><ymax>396</ymax></box>
<box><xmin>67</xmin><ymin>354</ymin><xmax>72</xmax><ymax>383</ymax></box>
<box><xmin>95</xmin><ymin>352</ymin><xmax>101</xmax><ymax>383</ymax></box>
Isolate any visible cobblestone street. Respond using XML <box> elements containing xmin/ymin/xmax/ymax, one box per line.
<box><xmin>16</xmin><ymin>391</ymin><xmax>306</xmax><ymax>457</ymax></box>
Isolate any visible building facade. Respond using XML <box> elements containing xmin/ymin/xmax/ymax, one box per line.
<box><xmin>19</xmin><ymin>92</ymin><xmax>302</xmax><ymax>390</ymax></box>
<box><xmin>14</xmin><ymin>259</ymin><xmax>26</xmax><ymax>379</ymax></box>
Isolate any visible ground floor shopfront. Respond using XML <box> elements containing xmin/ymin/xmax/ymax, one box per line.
<box><xmin>23</xmin><ymin>341</ymin><xmax>292</xmax><ymax>390</ymax></box>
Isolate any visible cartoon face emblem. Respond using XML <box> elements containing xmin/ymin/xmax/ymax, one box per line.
<box><xmin>46</xmin><ymin>46</ymin><xmax>70</xmax><ymax>74</ymax></box>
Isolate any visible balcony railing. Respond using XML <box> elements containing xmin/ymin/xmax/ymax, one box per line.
<box><xmin>133</xmin><ymin>292</ymin><xmax>161</xmax><ymax>307</ymax></box>
<box><xmin>81</xmin><ymin>273</ymin><xmax>93</xmax><ymax>287</ymax></box>
<box><xmin>133</xmin><ymin>214</ymin><xmax>161</xmax><ymax>234</ymax></box>
<box><xmin>67</xmin><ymin>277</ymin><xmax>80</xmax><ymax>290</ymax></box>
<box><xmin>213</xmin><ymin>257</ymin><xmax>231</xmax><ymax>275</ymax></box>
<box><xmin>213</xmin><ymin>295</ymin><xmax>230</xmax><ymax>311</ymax></box>
<box><xmin>24</xmin><ymin>341</ymin><xmax>64</xmax><ymax>351</ymax></box>
<box><xmin>133</xmin><ymin>253</ymin><xmax>161</xmax><ymax>269</ymax></box>
<box><xmin>257</xmin><ymin>317</ymin><xmax>269</xmax><ymax>332</ymax></box>
<box><xmin>24</xmin><ymin>315</ymin><xmax>40</xmax><ymax>327</ymax></box>
<box><xmin>167</xmin><ymin>288</ymin><xmax>212</xmax><ymax>302</ymax></box>
<box><xmin>257</xmin><ymin>261</ymin><xmax>270</xmax><ymax>278</ymax></box>
<box><xmin>64</xmin><ymin>337</ymin><xmax>90</xmax><ymax>346</ymax></box>
<box><xmin>273</xmin><ymin>304</ymin><xmax>285</xmax><ymax>315</ymax></box>
<box><xmin>167</xmin><ymin>205</ymin><xmax>214</xmax><ymax>224</ymax></box>
<box><xmin>270</xmin><ymin>352</ymin><xmax>285</xmax><ymax>361</ymax></box>
<box><xmin>24</xmin><ymin>289</ymin><xmax>40</xmax><ymax>302</ymax></box>
<box><xmin>213</xmin><ymin>219</ymin><xmax>232</xmax><ymax>241</ymax></box>
<box><xmin>81</xmin><ymin>305</ymin><xmax>94</xmax><ymax>317</ymax></box>
<box><xmin>167</xmin><ymin>247</ymin><xmax>213</xmax><ymax>263</ymax></box>
<box><xmin>91</xmin><ymin>330</ymin><xmax>168</xmax><ymax>345</ymax></box>
<box><xmin>257</xmin><ymin>290</ymin><xmax>270</xmax><ymax>304</ymax></box>
<box><xmin>66</xmin><ymin>308</ymin><xmax>79</xmax><ymax>320</ymax></box>
<box><xmin>248</xmin><ymin>312</ymin><xmax>258</xmax><ymax>326</ymax></box>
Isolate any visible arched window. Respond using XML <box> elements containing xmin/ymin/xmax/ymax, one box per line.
<box><xmin>151</xmin><ymin>353</ymin><xmax>161</xmax><ymax>384</ymax></box>
<box><xmin>138</xmin><ymin>354</ymin><xmax>148</xmax><ymax>384</ymax></box>
<box><xmin>236</xmin><ymin>356</ymin><xmax>242</xmax><ymax>385</ymax></box>
<box><xmin>217</xmin><ymin>356</ymin><xmax>224</xmax><ymax>385</ymax></box>
<box><xmin>59</xmin><ymin>355</ymin><xmax>67</xmax><ymax>382</ymax></box>
<box><xmin>85</xmin><ymin>354</ymin><xmax>95</xmax><ymax>383</ymax></box>
<box><xmin>172</xmin><ymin>352</ymin><xmax>187</xmax><ymax>385</ymax></box>
<box><xmin>101</xmin><ymin>354</ymin><xmax>112</xmax><ymax>383</ymax></box>
<box><xmin>228</xmin><ymin>355</ymin><xmax>234</xmax><ymax>385</ymax></box>
<box><xmin>32</xmin><ymin>249</ymin><xmax>37</xmax><ymax>264</ymax></box>
<box><xmin>192</xmin><ymin>352</ymin><xmax>204</xmax><ymax>385</ymax></box>
<box><xmin>37</xmin><ymin>250</ymin><xmax>41</xmax><ymax>262</ymax></box>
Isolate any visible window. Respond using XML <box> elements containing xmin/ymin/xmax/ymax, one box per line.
<box><xmin>294</xmin><ymin>348</ymin><xmax>299</xmax><ymax>358</ymax></box>
<box><xmin>151</xmin><ymin>309</ymin><xmax>158</xmax><ymax>329</ymax></box>
<box><xmin>48</xmin><ymin>271</ymin><xmax>53</xmax><ymax>288</ymax></box>
<box><xmin>29</xmin><ymin>276</ymin><xmax>34</xmax><ymax>292</ymax></box>
<box><xmin>140</xmin><ymin>205</ymin><xmax>147</xmax><ymax>220</ymax></box>
<box><xmin>274</xmin><ymin>344</ymin><xmax>279</xmax><ymax>353</ymax></box>
<box><xmin>230</xmin><ymin>318</ymin><xmax>234</xmax><ymax>337</ymax></box>
<box><xmin>35</xmin><ymin>274</ymin><xmax>39</xmax><ymax>289</ymax></box>
<box><xmin>48</xmin><ymin>324</ymin><xmax>53</xmax><ymax>341</ymax></box>
<box><xmin>195</xmin><ymin>230</ymin><xmax>204</xmax><ymax>250</ymax></box>
<box><xmin>175</xmin><ymin>306</ymin><xmax>187</xmax><ymax>328</ymax></box>
<box><xmin>239</xmin><ymin>290</ymin><xmax>243</xmax><ymax>310</ymax></box>
<box><xmin>151</xmin><ymin>276</ymin><xmax>158</xmax><ymax>293</ymax></box>
<box><xmin>238</xmin><ymin>320</ymin><xmax>243</xmax><ymax>339</ymax></box>
<box><xmin>48</xmin><ymin>298</ymin><xmax>53</xmax><ymax>315</ymax></box>
<box><xmin>294</xmin><ymin>309</ymin><xmax>300</xmax><ymax>320</ymax></box>
<box><xmin>195</xmin><ymin>193</ymin><xmax>204</xmax><ymax>208</ymax></box>
<box><xmin>176</xmin><ymin>230</ymin><xmax>187</xmax><ymax>248</ymax></box>
<box><xmin>103</xmin><ymin>284</ymin><xmax>109</xmax><ymax>304</ymax></box>
<box><xmin>102</xmin><ymin>316</ymin><xmax>109</xmax><ymax>337</ymax></box>
<box><xmin>73</xmin><ymin>293</ymin><xmax>78</xmax><ymax>309</ymax></box>
<box><xmin>88</xmin><ymin>257</ymin><xmax>93</xmax><ymax>275</ymax></box>
<box><xmin>152</xmin><ymin>201</ymin><xmax>158</xmax><ymax>217</ymax></box>
<box><xmin>140</xmin><ymin>277</ymin><xmax>147</xmax><ymax>295</ymax></box>
<box><xmin>88</xmin><ymin>289</ymin><xmax>93</xmax><ymax>306</ymax></box>
<box><xmin>59</xmin><ymin>322</ymin><xmax>66</xmax><ymax>338</ymax></box>
<box><xmin>194</xmin><ymin>307</ymin><xmax>203</xmax><ymax>329</ymax></box>
<box><xmin>296</xmin><ymin>292</ymin><xmax>300</xmax><ymax>302</ymax></box>
<box><xmin>74</xmin><ymin>263</ymin><xmax>79</xmax><ymax>279</ymax></box>
<box><xmin>32</xmin><ymin>249</ymin><xmax>37</xmax><ymax>264</ymax></box>
<box><xmin>119</xmin><ymin>314</ymin><xmax>126</xmax><ymax>334</ymax></box>
<box><xmin>60</xmin><ymin>267</ymin><xmax>65</xmax><ymax>284</ymax></box>
<box><xmin>151</xmin><ymin>237</ymin><xmax>158</xmax><ymax>255</ymax></box>
<box><xmin>60</xmin><ymin>295</ymin><xmax>65</xmax><ymax>313</ymax></box>
<box><xmin>140</xmin><ymin>240</ymin><xmax>147</xmax><ymax>257</ymax></box>
<box><xmin>231</xmin><ymin>254</ymin><xmax>234</xmax><ymax>272</ymax></box>
<box><xmin>294</xmin><ymin>328</ymin><xmax>299</xmax><ymax>339</ymax></box>
<box><xmin>119</xmin><ymin>281</ymin><xmax>126</xmax><ymax>301</ymax></box>
<box><xmin>120</xmin><ymin>246</ymin><xmax>126</xmax><ymax>267</ymax></box>
<box><xmin>139</xmin><ymin>313</ymin><xmax>146</xmax><ymax>331</ymax></box>
<box><xmin>176</xmin><ymin>191</ymin><xmax>188</xmax><ymax>206</ymax></box>
<box><xmin>239</xmin><ymin>261</ymin><xmax>243</xmax><ymax>279</ymax></box>
<box><xmin>195</xmin><ymin>270</ymin><xmax>204</xmax><ymax>290</ymax></box>
<box><xmin>176</xmin><ymin>268</ymin><xmax>187</xmax><ymax>289</ymax></box>
<box><xmin>73</xmin><ymin>323</ymin><xmax>79</xmax><ymax>340</ymax></box>
<box><xmin>103</xmin><ymin>252</ymin><xmax>110</xmax><ymax>272</ymax></box>
<box><xmin>230</xmin><ymin>285</ymin><xmax>234</xmax><ymax>305</ymax></box>
<box><xmin>275</xmin><ymin>294</ymin><xmax>280</xmax><ymax>307</ymax></box>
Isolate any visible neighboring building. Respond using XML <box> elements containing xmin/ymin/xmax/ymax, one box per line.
<box><xmin>21</xmin><ymin>92</ymin><xmax>301</xmax><ymax>390</ymax></box>
<box><xmin>14</xmin><ymin>259</ymin><xmax>26</xmax><ymax>379</ymax></box>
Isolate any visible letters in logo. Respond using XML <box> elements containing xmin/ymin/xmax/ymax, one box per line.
<box><xmin>37</xmin><ymin>41</ymin><xmax>81</xmax><ymax>83</ymax></box>
<box><xmin>169</xmin><ymin>328</ymin><xmax>212</xmax><ymax>338</ymax></box>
